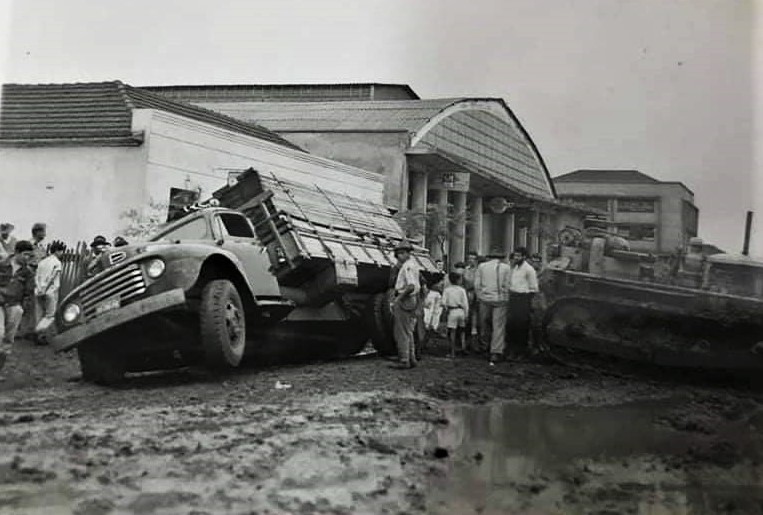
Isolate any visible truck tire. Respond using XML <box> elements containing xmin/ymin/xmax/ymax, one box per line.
<box><xmin>200</xmin><ymin>279</ymin><xmax>246</xmax><ymax>369</ymax></box>
<box><xmin>78</xmin><ymin>342</ymin><xmax>125</xmax><ymax>386</ymax></box>
<box><xmin>369</xmin><ymin>291</ymin><xmax>396</xmax><ymax>356</ymax></box>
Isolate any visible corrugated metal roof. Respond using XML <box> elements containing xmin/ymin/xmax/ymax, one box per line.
<box><xmin>554</xmin><ymin>170</ymin><xmax>660</xmax><ymax>184</ymax></box>
<box><xmin>190</xmin><ymin>98</ymin><xmax>463</xmax><ymax>132</ymax></box>
<box><xmin>0</xmin><ymin>81</ymin><xmax>303</xmax><ymax>150</ymax></box>
<box><xmin>143</xmin><ymin>83</ymin><xmax>421</xmax><ymax>102</ymax></box>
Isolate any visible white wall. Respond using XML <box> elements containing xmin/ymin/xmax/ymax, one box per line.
<box><xmin>134</xmin><ymin>109</ymin><xmax>386</xmax><ymax>211</ymax></box>
<box><xmin>0</xmin><ymin>109</ymin><xmax>386</xmax><ymax>247</ymax></box>
<box><xmin>0</xmin><ymin>145</ymin><xmax>147</xmax><ymax>245</ymax></box>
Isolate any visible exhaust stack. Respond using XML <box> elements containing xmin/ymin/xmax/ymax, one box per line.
<box><xmin>743</xmin><ymin>211</ymin><xmax>754</xmax><ymax>256</ymax></box>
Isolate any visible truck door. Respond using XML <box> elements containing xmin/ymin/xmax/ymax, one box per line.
<box><xmin>214</xmin><ymin>212</ymin><xmax>281</xmax><ymax>297</ymax></box>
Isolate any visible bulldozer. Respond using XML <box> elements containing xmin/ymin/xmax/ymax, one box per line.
<box><xmin>539</xmin><ymin>214</ymin><xmax>763</xmax><ymax>370</ymax></box>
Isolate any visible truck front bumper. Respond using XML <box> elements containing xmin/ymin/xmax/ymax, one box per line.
<box><xmin>52</xmin><ymin>288</ymin><xmax>187</xmax><ymax>352</ymax></box>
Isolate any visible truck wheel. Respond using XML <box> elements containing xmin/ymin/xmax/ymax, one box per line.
<box><xmin>77</xmin><ymin>342</ymin><xmax>125</xmax><ymax>385</ymax></box>
<box><xmin>200</xmin><ymin>279</ymin><xmax>246</xmax><ymax>369</ymax></box>
<box><xmin>369</xmin><ymin>291</ymin><xmax>396</xmax><ymax>356</ymax></box>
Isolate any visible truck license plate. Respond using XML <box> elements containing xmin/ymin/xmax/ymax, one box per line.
<box><xmin>95</xmin><ymin>297</ymin><xmax>120</xmax><ymax>315</ymax></box>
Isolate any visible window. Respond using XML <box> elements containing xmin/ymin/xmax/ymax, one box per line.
<box><xmin>616</xmin><ymin>224</ymin><xmax>656</xmax><ymax>241</ymax></box>
<box><xmin>219</xmin><ymin>213</ymin><xmax>254</xmax><ymax>238</ymax></box>
<box><xmin>617</xmin><ymin>198</ymin><xmax>655</xmax><ymax>213</ymax></box>
<box><xmin>154</xmin><ymin>217</ymin><xmax>211</xmax><ymax>241</ymax></box>
<box><xmin>567</xmin><ymin>196</ymin><xmax>610</xmax><ymax>212</ymax></box>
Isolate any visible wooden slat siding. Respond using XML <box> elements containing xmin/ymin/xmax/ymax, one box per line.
<box><xmin>58</xmin><ymin>242</ymin><xmax>91</xmax><ymax>300</ymax></box>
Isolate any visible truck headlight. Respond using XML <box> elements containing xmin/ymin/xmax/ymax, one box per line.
<box><xmin>62</xmin><ymin>303</ymin><xmax>81</xmax><ymax>323</ymax></box>
<box><xmin>145</xmin><ymin>259</ymin><xmax>165</xmax><ymax>279</ymax></box>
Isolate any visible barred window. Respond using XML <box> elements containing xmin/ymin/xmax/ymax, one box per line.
<box><xmin>617</xmin><ymin>198</ymin><xmax>655</xmax><ymax>213</ymax></box>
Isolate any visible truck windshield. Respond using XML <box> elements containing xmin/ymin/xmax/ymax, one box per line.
<box><xmin>151</xmin><ymin>217</ymin><xmax>212</xmax><ymax>241</ymax></box>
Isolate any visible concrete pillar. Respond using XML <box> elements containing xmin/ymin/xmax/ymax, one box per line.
<box><xmin>469</xmin><ymin>195</ymin><xmax>483</xmax><ymax>255</ymax></box>
<box><xmin>504</xmin><ymin>212</ymin><xmax>515</xmax><ymax>258</ymax></box>
<box><xmin>428</xmin><ymin>189</ymin><xmax>449</xmax><ymax>262</ymax></box>
<box><xmin>409</xmin><ymin>170</ymin><xmax>428</xmax><ymax>242</ymax></box>
<box><xmin>438</xmin><ymin>190</ymin><xmax>450</xmax><ymax>266</ymax></box>
<box><xmin>482</xmin><ymin>213</ymin><xmax>492</xmax><ymax>256</ymax></box>
<box><xmin>450</xmin><ymin>191</ymin><xmax>467</xmax><ymax>264</ymax></box>
<box><xmin>530</xmin><ymin>209</ymin><xmax>541</xmax><ymax>254</ymax></box>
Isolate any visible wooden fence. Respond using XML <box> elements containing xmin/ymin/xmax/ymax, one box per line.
<box><xmin>58</xmin><ymin>241</ymin><xmax>92</xmax><ymax>300</ymax></box>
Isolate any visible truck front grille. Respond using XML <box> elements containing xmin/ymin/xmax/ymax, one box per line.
<box><xmin>80</xmin><ymin>263</ymin><xmax>146</xmax><ymax>320</ymax></box>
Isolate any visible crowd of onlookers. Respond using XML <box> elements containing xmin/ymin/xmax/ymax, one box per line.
<box><xmin>389</xmin><ymin>242</ymin><xmax>543</xmax><ymax>369</ymax></box>
<box><xmin>0</xmin><ymin>222</ymin><xmax>129</xmax><ymax>378</ymax></box>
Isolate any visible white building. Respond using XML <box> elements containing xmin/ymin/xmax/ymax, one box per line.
<box><xmin>0</xmin><ymin>82</ymin><xmax>384</xmax><ymax>245</ymax></box>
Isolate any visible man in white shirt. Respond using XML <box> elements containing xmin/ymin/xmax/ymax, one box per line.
<box><xmin>473</xmin><ymin>246</ymin><xmax>511</xmax><ymax>366</ymax></box>
<box><xmin>507</xmin><ymin>246</ymin><xmax>539</xmax><ymax>360</ymax></box>
<box><xmin>390</xmin><ymin>240</ymin><xmax>420</xmax><ymax>369</ymax></box>
<box><xmin>34</xmin><ymin>240</ymin><xmax>66</xmax><ymax>343</ymax></box>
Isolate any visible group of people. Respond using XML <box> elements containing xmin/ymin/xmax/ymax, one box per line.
<box><xmin>390</xmin><ymin>241</ymin><xmax>541</xmax><ymax>369</ymax></box>
<box><xmin>0</xmin><ymin>222</ymin><xmax>129</xmax><ymax>376</ymax></box>
<box><xmin>0</xmin><ymin>222</ymin><xmax>66</xmax><ymax>374</ymax></box>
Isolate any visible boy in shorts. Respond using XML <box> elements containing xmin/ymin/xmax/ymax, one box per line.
<box><xmin>441</xmin><ymin>272</ymin><xmax>469</xmax><ymax>358</ymax></box>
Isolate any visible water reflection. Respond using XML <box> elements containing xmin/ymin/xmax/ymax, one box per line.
<box><xmin>425</xmin><ymin>401</ymin><xmax>763</xmax><ymax>515</ymax></box>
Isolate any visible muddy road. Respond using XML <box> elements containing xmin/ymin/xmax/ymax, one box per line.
<box><xmin>1</xmin><ymin>339</ymin><xmax>763</xmax><ymax>514</ymax></box>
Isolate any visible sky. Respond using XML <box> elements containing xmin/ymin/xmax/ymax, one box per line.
<box><xmin>0</xmin><ymin>0</ymin><xmax>760</xmax><ymax>253</ymax></box>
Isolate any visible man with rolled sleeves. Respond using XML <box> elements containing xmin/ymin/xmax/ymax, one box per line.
<box><xmin>390</xmin><ymin>240</ymin><xmax>420</xmax><ymax>369</ymax></box>
<box><xmin>474</xmin><ymin>246</ymin><xmax>511</xmax><ymax>366</ymax></box>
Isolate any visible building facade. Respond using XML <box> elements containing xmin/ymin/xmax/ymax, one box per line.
<box><xmin>146</xmin><ymin>84</ymin><xmax>590</xmax><ymax>264</ymax></box>
<box><xmin>553</xmin><ymin>169</ymin><xmax>699</xmax><ymax>253</ymax></box>
<box><xmin>0</xmin><ymin>82</ymin><xmax>385</xmax><ymax>244</ymax></box>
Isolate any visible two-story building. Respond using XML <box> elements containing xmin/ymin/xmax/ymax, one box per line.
<box><xmin>553</xmin><ymin>169</ymin><xmax>699</xmax><ymax>253</ymax></box>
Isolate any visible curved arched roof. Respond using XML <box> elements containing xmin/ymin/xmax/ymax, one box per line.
<box><xmin>187</xmin><ymin>97</ymin><xmax>555</xmax><ymax>200</ymax></box>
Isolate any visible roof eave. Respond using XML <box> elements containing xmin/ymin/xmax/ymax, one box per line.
<box><xmin>0</xmin><ymin>134</ymin><xmax>144</xmax><ymax>147</ymax></box>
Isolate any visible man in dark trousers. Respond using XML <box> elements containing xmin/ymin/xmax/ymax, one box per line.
<box><xmin>0</xmin><ymin>241</ymin><xmax>36</xmax><ymax>377</ymax></box>
<box><xmin>507</xmin><ymin>246</ymin><xmax>539</xmax><ymax>361</ymax></box>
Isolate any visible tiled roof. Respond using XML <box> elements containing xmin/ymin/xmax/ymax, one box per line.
<box><xmin>0</xmin><ymin>81</ymin><xmax>302</xmax><ymax>150</ymax></box>
<box><xmin>185</xmin><ymin>98</ymin><xmax>464</xmax><ymax>132</ymax></box>
<box><xmin>554</xmin><ymin>169</ymin><xmax>660</xmax><ymax>184</ymax></box>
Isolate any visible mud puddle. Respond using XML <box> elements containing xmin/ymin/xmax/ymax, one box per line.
<box><xmin>420</xmin><ymin>400</ymin><xmax>763</xmax><ymax>514</ymax></box>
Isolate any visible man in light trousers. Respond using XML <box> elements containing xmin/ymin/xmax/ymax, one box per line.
<box><xmin>390</xmin><ymin>240</ymin><xmax>420</xmax><ymax>369</ymax></box>
<box><xmin>474</xmin><ymin>246</ymin><xmax>511</xmax><ymax>366</ymax></box>
<box><xmin>34</xmin><ymin>240</ymin><xmax>66</xmax><ymax>343</ymax></box>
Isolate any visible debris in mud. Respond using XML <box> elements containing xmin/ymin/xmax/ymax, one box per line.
<box><xmin>432</xmin><ymin>447</ymin><xmax>449</xmax><ymax>459</ymax></box>
<box><xmin>366</xmin><ymin>438</ymin><xmax>397</xmax><ymax>455</ymax></box>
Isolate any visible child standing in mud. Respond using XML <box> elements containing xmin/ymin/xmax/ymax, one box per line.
<box><xmin>441</xmin><ymin>272</ymin><xmax>469</xmax><ymax>358</ymax></box>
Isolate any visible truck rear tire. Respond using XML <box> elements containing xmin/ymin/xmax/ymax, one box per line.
<box><xmin>78</xmin><ymin>342</ymin><xmax>125</xmax><ymax>385</ymax></box>
<box><xmin>369</xmin><ymin>291</ymin><xmax>396</xmax><ymax>356</ymax></box>
<box><xmin>200</xmin><ymin>279</ymin><xmax>246</xmax><ymax>369</ymax></box>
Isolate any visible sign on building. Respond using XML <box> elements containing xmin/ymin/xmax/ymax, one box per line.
<box><xmin>429</xmin><ymin>171</ymin><xmax>470</xmax><ymax>192</ymax></box>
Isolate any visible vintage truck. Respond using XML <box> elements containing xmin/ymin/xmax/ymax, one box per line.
<box><xmin>52</xmin><ymin>168</ymin><xmax>437</xmax><ymax>384</ymax></box>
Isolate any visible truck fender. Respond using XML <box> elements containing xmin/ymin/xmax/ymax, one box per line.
<box><xmin>191</xmin><ymin>254</ymin><xmax>259</xmax><ymax>312</ymax></box>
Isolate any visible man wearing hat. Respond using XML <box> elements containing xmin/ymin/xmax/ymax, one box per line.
<box><xmin>0</xmin><ymin>224</ymin><xmax>17</xmax><ymax>261</ymax></box>
<box><xmin>0</xmin><ymin>240</ymin><xmax>36</xmax><ymax>375</ymax></box>
<box><xmin>390</xmin><ymin>239</ymin><xmax>420</xmax><ymax>369</ymax></box>
<box><xmin>86</xmin><ymin>235</ymin><xmax>111</xmax><ymax>277</ymax></box>
<box><xmin>473</xmin><ymin>245</ymin><xmax>511</xmax><ymax>366</ymax></box>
